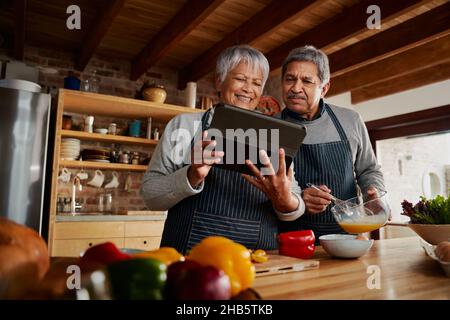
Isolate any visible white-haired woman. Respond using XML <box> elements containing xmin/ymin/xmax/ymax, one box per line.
<box><xmin>141</xmin><ymin>45</ymin><xmax>302</xmax><ymax>254</ymax></box>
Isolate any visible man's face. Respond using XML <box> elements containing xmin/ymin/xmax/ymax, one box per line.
<box><xmin>216</xmin><ymin>61</ymin><xmax>264</xmax><ymax>110</ymax></box>
<box><xmin>282</xmin><ymin>61</ymin><xmax>329</xmax><ymax>120</ymax></box>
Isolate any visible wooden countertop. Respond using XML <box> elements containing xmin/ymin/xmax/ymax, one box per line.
<box><xmin>253</xmin><ymin>237</ymin><xmax>450</xmax><ymax>300</ymax></box>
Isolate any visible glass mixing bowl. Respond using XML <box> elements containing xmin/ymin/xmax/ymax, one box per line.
<box><xmin>331</xmin><ymin>191</ymin><xmax>389</xmax><ymax>234</ymax></box>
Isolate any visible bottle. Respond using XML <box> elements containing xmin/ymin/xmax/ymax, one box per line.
<box><xmin>153</xmin><ymin>128</ymin><xmax>159</xmax><ymax>141</ymax></box>
<box><xmin>84</xmin><ymin>115</ymin><xmax>94</xmax><ymax>133</ymax></box>
<box><xmin>146</xmin><ymin>117</ymin><xmax>152</xmax><ymax>139</ymax></box>
<box><xmin>89</xmin><ymin>70</ymin><xmax>100</xmax><ymax>93</ymax></box>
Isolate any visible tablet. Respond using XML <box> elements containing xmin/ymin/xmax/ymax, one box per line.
<box><xmin>206</xmin><ymin>103</ymin><xmax>306</xmax><ymax>175</ymax></box>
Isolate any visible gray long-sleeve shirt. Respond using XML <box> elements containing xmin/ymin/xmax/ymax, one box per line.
<box><xmin>277</xmin><ymin>101</ymin><xmax>385</xmax><ymax>194</ymax></box>
<box><xmin>140</xmin><ymin>110</ymin><xmax>304</xmax><ymax>221</ymax></box>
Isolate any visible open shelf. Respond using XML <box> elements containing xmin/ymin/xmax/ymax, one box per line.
<box><xmin>61</xmin><ymin>89</ymin><xmax>200</xmax><ymax>122</ymax></box>
<box><xmin>60</xmin><ymin>129</ymin><xmax>158</xmax><ymax>146</ymax></box>
<box><xmin>60</xmin><ymin>159</ymin><xmax>148</xmax><ymax>171</ymax></box>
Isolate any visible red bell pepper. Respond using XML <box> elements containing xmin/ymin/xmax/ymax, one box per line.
<box><xmin>80</xmin><ymin>242</ymin><xmax>131</xmax><ymax>268</ymax></box>
<box><xmin>278</xmin><ymin>230</ymin><xmax>315</xmax><ymax>259</ymax></box>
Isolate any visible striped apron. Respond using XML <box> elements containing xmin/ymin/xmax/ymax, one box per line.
<box><xmin>279</xmin><ymin>104</ymin><xmax>357</xmax><ymax>242</ymax></box>
<box><xmin>160</xmin><ymin>109</ymin><xmax>278</xmax><ymax>254</ymax></box>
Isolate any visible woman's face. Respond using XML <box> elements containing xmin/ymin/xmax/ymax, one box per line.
<box><xmin>217</xmin><ymin>61</ymin><xmax>264</xmax><ymax>110</ymax></box>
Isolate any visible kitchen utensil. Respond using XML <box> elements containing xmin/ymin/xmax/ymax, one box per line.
<box><xmin>87</xmin><ymin>169</ymin><xmax>104</xmax><ymax>188</ymax></box>
<box><xmin>124</xmin><ymin>174</ymin><xmax>132</xmax><ymax>193</ymax></box>
<box><xmin>76</xmin><ymin>169</ymin><xmax>88</xmax><ymax>180</ymax></box>
<box><xmin>306</xmin><ymin>183</ymin><xmax>348</xmax><ymax>207</ymax></box>
<box><xmin>255</xmin><ymin>254</ymin><xmax>319</xmax><ymax>277</ymax></box>
<box><xmin>57</xmin><ymin>167</ymin><xmax>71</xmax><ymax>183</ymax></box>
<box><xmin>104</xmin><ymin>172</ymin><xmax>120</xmax><ymax>189</ymax></box>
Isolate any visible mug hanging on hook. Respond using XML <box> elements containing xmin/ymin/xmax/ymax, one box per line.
<box><xmin>105</xmin><ymin>171</ymin><xmax>120</xmax><ymax>189</ymax></box>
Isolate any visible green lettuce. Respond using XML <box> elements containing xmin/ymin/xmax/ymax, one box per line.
<box><xmin>401</xmin><ymin>194</ymin><xmax>450</xmax><ymax>224</ymax></box>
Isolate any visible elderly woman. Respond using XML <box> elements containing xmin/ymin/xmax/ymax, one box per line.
<box><xmin>140</xmin><ymin>45</ymin><xmax>303</xmax><ymax>253</ymax></box>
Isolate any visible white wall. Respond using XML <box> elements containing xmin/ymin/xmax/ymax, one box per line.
<box><xmin>326</xmin><ymin>79</ymin><xmax>450</xmax><ymax>121</ymax></box>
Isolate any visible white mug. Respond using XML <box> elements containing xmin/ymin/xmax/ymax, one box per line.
<box><xmin>87</xmin><ymin>170</ymin><xmax>104</xmax><ymax>188</ymax></box>
<box><xmin>76</xmin><ymin>170</ymin><xmax>89</xmax><ymax>180</ymax></box>
<box><xmin>57</xmin><ymin>167</ymin><xmax>71</xmax><ymax>183</ymax></box>
<box><xmin>105</xmin><ymin>172</ymin><xmax>120</xmax><ymax>189</ymax></box>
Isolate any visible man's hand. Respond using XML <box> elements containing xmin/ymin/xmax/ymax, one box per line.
<box><xmin>242</xmin><ymin>148</ymin><xmax>299</xmax><ymax>213</ymax></box>
<box><xmin>187</xmin><ymin>131</ymin><xmax>224</xmax><ymax>188</ymax></box>
<box><xmin>302</xmin><ymin>184</ymin><xmax>332</xmax><ymax>214</ymax></box>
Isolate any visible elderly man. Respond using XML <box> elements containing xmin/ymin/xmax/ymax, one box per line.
<box><xmin>277</xmin><ymin>45</ymin><xmax>386</xmax><ymax>239</ymax></box>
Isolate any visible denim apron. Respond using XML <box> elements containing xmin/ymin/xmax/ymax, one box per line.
<box><xmin>160</xmin><ymin>108</ymin><xmax>278</xmax><ymax>254</ymax></box>
<box><xmin>279</xmin><ymin>104</ymin><xmax>357</xmax><ymax>241</ymax></box>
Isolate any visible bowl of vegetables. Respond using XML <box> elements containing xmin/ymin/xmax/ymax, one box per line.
<box><xmin>401</xmin><ymin>195</ymin><xmax>450</xmax><ymax>245</ymax></box>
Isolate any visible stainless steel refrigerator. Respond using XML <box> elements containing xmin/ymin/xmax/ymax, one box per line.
<box><xmin>0</xmin><ymin>86</ymin><xmax>52</xmax><ymax>235</ymax></box>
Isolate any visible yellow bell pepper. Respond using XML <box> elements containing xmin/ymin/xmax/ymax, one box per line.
<box><xmin>251</xmin><ymin>249</ymin><xmax>268</xmax><ymax>263</ymax></box>
<box><xmin>188</xmin><ymin>236</ymin><xmax>255</xmax><ymax>296</ymax></box>
<box><xmin>133</xmin><ymin>247</ymin><xmax>185</xmax><ymax>265</ymax></box>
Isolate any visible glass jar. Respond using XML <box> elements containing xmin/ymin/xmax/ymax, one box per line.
<box><xmin>131</xmin><ymin>152</ymin><xmax>140</xmax><ymax>165</ymax></box>
<box><xmin>143</xmin><ymin>84</ymin><xmax>167</xmax><ymax>103</ymax></box>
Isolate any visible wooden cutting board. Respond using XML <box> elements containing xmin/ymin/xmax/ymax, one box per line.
<box><xmin>255</xmin><ymin>254</ymin><xmax>319</xmax><ymax>277</ymax></box>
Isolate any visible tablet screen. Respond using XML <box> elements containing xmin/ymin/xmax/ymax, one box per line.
<box><xmin>206</xmin><ymin>103</ymin><xmax>306</xmax><ymax>176</ymax></box>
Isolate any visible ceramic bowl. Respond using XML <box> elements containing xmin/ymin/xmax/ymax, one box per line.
<box><xmin>319</xmin><ymin>234</ymin><xmax>373</xmax><ymax>258</ymax></box>
<box><xmin>94</xmin><ymin>128</ymin><xmax>108</xmax><ymax>134</ymax></box>
<box><xmin>408</xmin><ymin>224</ymin><xmax>450</xmax><ymax>245</ymax></box>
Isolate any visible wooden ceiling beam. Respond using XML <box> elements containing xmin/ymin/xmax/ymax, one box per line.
<box><xmin>75</xmin><ymin>0</ymin><xmax>126</xmax><ymax>71</ymax></box>
<box><xmin>265</xmin><ymin>0</ymin><xmax>426</xmax><ymax>72</ymax></box>
<box><xmin>13</xmin><ymin>0</ymin><xmax>26</xmax><ymax>60</ymax></box>
<box><xmin>327</xmin><ymin>34</ymin><xmax>450</xmax><ymax>96</ymax></box>
<box><xmin>177</xmin><ymin>0</ymin><xmax>323</xmax><ymax>89</ymax></box>
<box><xmin>350</xmin><ymin>61</ymin><xmax>450</xmax><ymax>104</ymax></box>
<box><xmin>130</xmin><ymin>0</ymin><xmax>226</xmax><ymax>81</ymax></box>
<box><xmin>329</xmin><ymin>2</ymin><xmax>450</xmax><ymax>77</ymax></box>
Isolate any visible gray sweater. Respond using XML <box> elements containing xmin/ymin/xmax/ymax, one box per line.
<box><xmin>140</xmin><ymin>110</ymin><xmax>304</xmax><ymax>221</ymax></box>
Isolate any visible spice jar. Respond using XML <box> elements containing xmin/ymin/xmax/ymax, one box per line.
<box><xmin>143</xmin><ymin>84</ymin><xmax>167</xmax><ymax>103</ymax></box>
<box><xmin>119</xmin><ymin>151</ymin><xmax>130</xmax><ymax>164</ymax></box>
<box><xmin>131</xmin><ymin>152</ymin><xmax>140</xmax><ymax>165</ymax></box>
<box><xmin>62</xmin><ymin>115</ymin><xmax>72</xmax><ymax>130</ymax></box>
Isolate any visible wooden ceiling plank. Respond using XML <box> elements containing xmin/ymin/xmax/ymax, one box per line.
<box><xmin>13</xmin><ymin>0</ymin><xmax>26</xmax><ymax>60</ymax></box>
<box><xmin>330</xmin><ymin>2</ymin><xmax>450</xmax><ymax>76</ymax></box>
<box><xmin>130</xmin><ymin>0</ymin><xmax>226</xmax><ymax>81</ymax></box>
<box><xmin>351</xmin><ymin>61</ymin><xmax>450</xmax><ymax>104</ymax></box>
<box><xmin>328</xmin><ymin>34</ymin><xmax>450</xmax><ymax>96</ymax></box>
<box><xmin>265</xmin><ymin>0</ymin><xmax>426</xmax><ymax>72</ymax></box>
<box><xmin>178</xmin><ymin>0</ymin><xmax>323</xmax><ymax>89</ymax></box>
<box><xmin>75</xmin><ymin>0</ymin><xmax>126</xmax><ymax>71</ymax></box>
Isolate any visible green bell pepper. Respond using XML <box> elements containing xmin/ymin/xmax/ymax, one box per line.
<box><xmin>107</xmin><ymin>257</ymin><xmax>167</xmax><ymax>300</ymax></box>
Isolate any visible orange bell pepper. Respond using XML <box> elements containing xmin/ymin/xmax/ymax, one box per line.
<box><xmin>188</xmin><ymin>236</ymin><xmax>255</xmax><ymax>296</ymax></box>
<box><xmin>133</xmin><ymin>247</ymin><xmax>185</xmax><ymax>265</ymax></box>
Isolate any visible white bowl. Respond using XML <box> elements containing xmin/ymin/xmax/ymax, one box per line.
<box><xmin>94</xmin><ymin>128</ymin><xmax>108</xmax><ymax>134</ymax></box>
<box><xmin>319</xmin><ymin>234</ymin><xmax>374</xmax><ymax>258</ymax></box>
<box><xmin>408</xmin><ymin>224</ymin><xmax>450</xmax><ymax>245</ymax></box>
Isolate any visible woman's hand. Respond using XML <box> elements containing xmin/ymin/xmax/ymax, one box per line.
<box><xmin>187</xmin><ymin>131</ymin><xmax>224</xmax><ymax>188</ymax></box>
<box><xmin>302</xmin><ymin>185</ymin><xmax>332</xmax><ymax>214</ymax></box>
<box><xmin>242</xmin><ymin>148</ymin><xmax>299</xmax><ymax>213</ymax></box>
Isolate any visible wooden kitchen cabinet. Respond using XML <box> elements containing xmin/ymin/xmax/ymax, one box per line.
<box><xmin>47</xmin><ymin>89</ymin><xmax>199</xmax><ymax>257</ymax></box>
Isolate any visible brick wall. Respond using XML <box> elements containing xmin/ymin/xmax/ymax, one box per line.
<box><xmin>0</xmin><ymin>45</ymin><xmax>219</xmax><ymax>107</ymax></box>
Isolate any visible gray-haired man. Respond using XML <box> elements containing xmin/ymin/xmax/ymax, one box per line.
<box><xmin>277</xmin><ymin>45</ymin><xmax>386</xmax><ymax>239</ymax></box>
